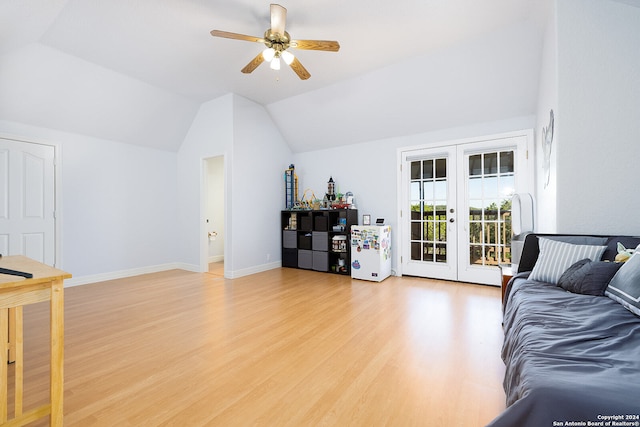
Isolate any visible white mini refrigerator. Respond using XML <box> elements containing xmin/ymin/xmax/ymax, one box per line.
<box><xmin>350</xmin><ymin>225</ymin><xmax>391</xmax><ymax>282</ymax></box>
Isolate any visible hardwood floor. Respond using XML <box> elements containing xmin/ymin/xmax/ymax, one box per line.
<box><xmin>208</xmin><ymin>261</ymin><xmax>224</xmax><ymax>278</ymax></box>
<box><xmin>11</xmin><ymin>268</ymin><xmax>506</xmax><ymax>426</ymax></box>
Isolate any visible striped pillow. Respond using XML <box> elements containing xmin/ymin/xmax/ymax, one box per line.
<box><xmin>528</xmin><ymin>237</ymin><xmax>607</xmax><ymax>285</ymax></box>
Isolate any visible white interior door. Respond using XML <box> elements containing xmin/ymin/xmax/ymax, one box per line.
<box><xmin>400</xmin><ymin>131</ymin><xmax>531</xmax><ymax>285</ymax></box>
<box><xmin>0</xmin><ymin>138</ymin><xmax>56</xmax><ymax>265</ymax></box>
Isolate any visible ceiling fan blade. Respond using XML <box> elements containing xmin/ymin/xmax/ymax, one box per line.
<box><xmin>241</xmin><ymin>53</ymin><xmax>265</xmax><ymax>74</ymax></box>
<box><xmin>270</xmin><ymin>4</ymin><xmax>287</xmax><ymax>36</ymax></box>
<box><xmin>290</xmin><ymin>39</ymin><xmax>340</xmax><ymax>52</ymax></box>
<box><xmin>210</xmin><ymin>30</ymin><xmax>264</xmax><ymax>44</ymax></box>
<box><xmin>289</xmin><ymin>56</ymin><xmax>311</xmax><ymax>80</ymax></box>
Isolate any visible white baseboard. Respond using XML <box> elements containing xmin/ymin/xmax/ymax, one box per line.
<box><xmin>208</xmin><ymin>255</ymin><xmax>224</xmax><ymax>263</ymax></box>
<box><xmin>64</xmin><ymin>262</ymin><xmax>199</xmax><ymax>287</ymax></box>
<box><xmin>226</xmin><ymin>261</ymin><xmax>281</xmax><ymax>279</ymax></box>
<box><xmin>64</xmin><ymin>260</ymin><xmax>283</xmax><ymax>287</ymax></box>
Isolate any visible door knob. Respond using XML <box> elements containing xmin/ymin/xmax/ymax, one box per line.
<box><xmin>449</xmin><ymin>218</ymin><xmax>455</xmax><ymax>223</ymax></box>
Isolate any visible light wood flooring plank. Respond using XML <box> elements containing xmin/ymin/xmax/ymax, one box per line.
<box><xmin>10</xmin><ymin>268</ymin><xmax>505</xmax><ymax>426</ymax></box>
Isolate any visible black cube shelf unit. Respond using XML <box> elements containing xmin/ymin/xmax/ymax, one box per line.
<box><xmin>282</xmin><ymin>209</ymin><xmax>358</xmax><ymax>275</ymax></box>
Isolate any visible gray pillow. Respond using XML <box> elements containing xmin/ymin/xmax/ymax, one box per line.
<box><xmin>558</xmin><ymin>259</ymin><xmax>622</xmax><ymax>296</ymax></box>
<box><xmin>529</xmin><ymin>238</ymin><xmax>607</xmax><ymax>285</ymax></box>
<box><xmin>605</xmin><ymin>253</ymin><xmax>640</xmax><ymax>316</ymax></box>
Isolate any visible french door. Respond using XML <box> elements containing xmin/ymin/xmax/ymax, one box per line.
<box><xmin>400</xmin><ymin>132</ymin><xmax>531</xmax><ymax>285</ymax></box>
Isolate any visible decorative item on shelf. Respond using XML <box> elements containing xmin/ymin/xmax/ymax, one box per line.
<box><xmin>285</xmin><ymin>213</ymin><xmax>298</xmax><ymax>230</ymax></box>
<box><xmin>332</xmin><ymin>235</ymin><xmax>348</xmax><ymax>252</ymax></box>
<box><xmin>345</xmin><ymin>191</ymin><xmax>356</xmax><ymax>209</ymax></box>
<box><xmin>330</xmin><ymin>187</ymin><xmax>354</xmax><ymax>209</ymax></box>
<box><xmin>325</xmin><ymin>176</ymin><xmax>336</xmax><ymax>207</ymax></box>
<box><xmin>284</xmin><ymin>164</ymin><xmax>299</xmax><ymax>209</ymax></box>
<box><xmin>299</xmin><ymin>188</ymin><xmax>318</xmax><ymax>210</ymax></box>
<box><xmin>337</xmin><ymin>258</ymin><xmax>347</xmax><ymax>273</ymax></box>
<box><xmin>332</xmin><ymin>190</ymin><xmax>347</xmax><ymax>209</ymax></box>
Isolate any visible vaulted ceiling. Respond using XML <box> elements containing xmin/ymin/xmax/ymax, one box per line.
<box><xmin>0</xmin><ymin>0</ymin><xmax>552</xmax><ymax>152</ymax></box>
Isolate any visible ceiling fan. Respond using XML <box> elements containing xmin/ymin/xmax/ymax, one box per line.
<box><xmin>210</xmin><ymin>3</ymin><xmax>340</xmax><ymax>80</ymax></box>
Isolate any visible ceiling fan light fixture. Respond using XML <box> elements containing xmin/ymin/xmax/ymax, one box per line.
<box><xmin>262</xmin><ymin>48</ymin><xmax>275</xmax><ymax>62</ymax></box>
<box><xmin>281</xmin><ymin>50</ymin><xmax>294</xmax><ymax>65</ymax></box>
<box><xmin>210</xmin><ymin>3</ymin><xmax>339</xmax><ymax>80</ymax></box>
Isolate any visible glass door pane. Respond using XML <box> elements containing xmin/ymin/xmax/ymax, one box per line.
<box><xmin>410</xmin><ymin>158</ymin><xmax>448</xmax><ymax>263</ymax></box>
<box><xmin>467</xmin><ymin>150</ymin><xmax>514</xmax><ymax>267</ymax></box>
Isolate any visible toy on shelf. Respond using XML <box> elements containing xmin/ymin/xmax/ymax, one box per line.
<box><xmin>284</xmin><ymin>164</ymin><xmax>299</xmax><ymax>209</ymax></box>
<box><xmin>299</xmin><ymin>189</ymin><xmax>320</xmax><ymax>210</ymax></box>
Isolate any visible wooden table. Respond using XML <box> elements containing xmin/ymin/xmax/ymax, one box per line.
<box><xmin>1</xmin><ymin>256</ymin><xmax>71</xmax><ymax>426</ymax></box>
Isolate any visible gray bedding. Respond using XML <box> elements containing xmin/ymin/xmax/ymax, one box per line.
<box><xmin>487</xmin><ymin>275</ymin><xmax>640</xmax><ymax>427</ymax></box>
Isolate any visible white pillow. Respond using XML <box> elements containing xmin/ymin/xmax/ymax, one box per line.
<box><xmin>528</xmin><ymin>237</ymin><xmax>607</xmax><ymax>285</ymax></box>
<box><xmin>605</xmin><ymin>252</ymin><xmax>640</xmax><ymax>317</ymax></box>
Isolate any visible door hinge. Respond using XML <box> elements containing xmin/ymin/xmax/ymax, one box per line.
<box><xmin>526</xmin><ymin>150</ymin><xmax>529</xmax><ymax>160</ymax></box>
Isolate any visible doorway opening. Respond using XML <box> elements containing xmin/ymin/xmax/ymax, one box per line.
<box><xmin>204</xmin><ymin>155</ymin><xmax>225</xmax><ymax>277</ymax></box>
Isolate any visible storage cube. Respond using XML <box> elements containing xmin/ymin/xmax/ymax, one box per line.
<box><xmin>283</xmin><ymin>230</ymin><xmax>297</xmax><ymax>249</ymax></box>
<box><xmin>313</xmin><ymin>251</ymin><xmax>329</xmax><ymax>272</ymax></box>
<box><xmin>298</xmin><ymin>249</ymin><xmax>313</xmax><ymax>269</ymax></box>
<box><xmin>312</xmin><ymin>232</ymin><xmax>329</xmax><ymax>251</ymax></box>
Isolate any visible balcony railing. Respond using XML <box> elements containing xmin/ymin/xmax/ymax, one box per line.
<box><xmin>410</xmin><ymin>206</ymin><xmax>512</xmax><ymax>266</ymax></box>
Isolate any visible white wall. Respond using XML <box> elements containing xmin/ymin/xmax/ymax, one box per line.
<box><xmin>534</xmin><ymin>0</ymin><xmax>559</xmax><ymax>233</ymax></box>
<box><xmin>176</xmin><ymin>94</ymin><xmax>292</xmax><ymax>277</ymax></box>
<box><xmin>268</xmin><ymin>19</ymin><xmax>543</xmax><ymax>153</ymax></box>
<box><xmin>293</xmin><ymin>115</ymin><xmax>536</xmax><ymax>273</ymax></box>
<box><xmin>0</xmin><ymin>120</ymin><xmax>179</xmax><ymax>284</ymax></box>
<box><xmin>230</xmin><ymin>95</ymin><xmax>292</xmax><ymax>275</ymax></box>
<box><xmin>555</xmin><ymin>0</ymin><xmax>640</xmax><ymax>234</ymax></box>
<box><xmin>176</xmin><ymin>95</ymin><xmax>233</xmax><ymax>272</ymax></box>
<box><xmin>0</xmin><ymin>43</ymin><xmax>198</xmax><ymax>151</ymax></box>
<box><xmin>1</xmin><ymin>91</ymin><xmax>292</xmax><ymax>284</ymax></box>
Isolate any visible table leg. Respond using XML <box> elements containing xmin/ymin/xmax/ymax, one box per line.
<box><xmin>14</xmin><ymin>306</ymin><xmax>23</xmax><ymax>418</ymax></box>
<box><xmin>1</xmin><ymin>308</ymin><xmax>7</xmax><ymax>423</ymax></box>
<box><xmin>8</xmin><ymin>308</ymin><xmax>15</xmax><ymax>364</ymax></box>
<box><xmin>50</xmin><ymin>279</ymin><xmax>64</xmax><ymax>426</ymax></box>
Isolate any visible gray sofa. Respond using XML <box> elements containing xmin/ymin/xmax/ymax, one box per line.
<box><xmin>487</xmin><ymin>233</ymin><xmax>640</xmax><ymax>427</ymax></box>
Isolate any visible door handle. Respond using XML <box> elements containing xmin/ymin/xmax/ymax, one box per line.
<box><xmin>449</xmin><ymin>218</ymin><xmax>455</xmax><ymax>223</ymax></box>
